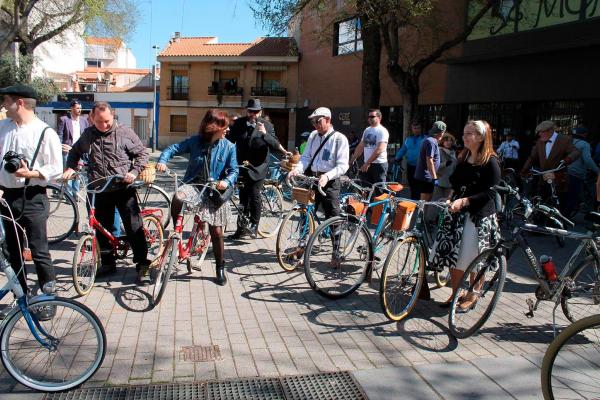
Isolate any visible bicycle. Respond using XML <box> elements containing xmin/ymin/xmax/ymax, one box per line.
<box><xmin>150</xmin><ymin>173</ymin><xmax>216</xmax><ymax>307</ymax></box>
<box><xmin>303</xmin><ymin>180</ymin><xmax>404</xmax><ymax>299</ymax></box>
<box><xmin>71</xmin><ymin>174</ymin><xmax>164</xmax><ymax>296</ymax></box>
<box><xmin>0</xmin><ymin>197</ymin><xmax>106</xmax><ymax>391</ymax></box>
<box><xmin>379</xmin><ymin>198</ymin><xmax>448</xmax><ymax>321</ymax></box>
<box><xmin>540</xmin><ymin>313</ymin><xmax>600</xmax><ymax>400</ymax></box>
<box><xmin>448</xmin><ymin>184</ymin><xmax>598</xmax><ymax>339</ymax></box>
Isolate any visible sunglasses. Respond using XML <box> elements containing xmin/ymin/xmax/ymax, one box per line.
<box><xmin>310</xmin><ymin>117</ymin><xmax>324</xmax><ymax>125</ymax></box>
<box><xmin>247</xmin><ymin>109</ymin><xmax>260</xmax><ymax>114</ymax></box>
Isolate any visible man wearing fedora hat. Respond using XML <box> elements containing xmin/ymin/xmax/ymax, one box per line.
<box><xmin>229</xmin><ymin>98</ymin><xmax>290</xmax><ymax>239</ymax></box>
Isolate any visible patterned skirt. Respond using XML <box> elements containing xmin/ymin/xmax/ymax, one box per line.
<box><xmin>176</xmin><ymin>184</ymin><xmax>230</xmax><ymax>227</ymax></box>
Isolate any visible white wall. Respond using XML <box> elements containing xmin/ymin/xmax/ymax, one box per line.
<box><xmin>95</xmin><ymin>92</ymin><xmax>154</xmax><ymax>102</ymax></box>
<box><xmin>32</xmin><ymin>29</ymin><xmax>85</xmax><ymax>81</ymax></box>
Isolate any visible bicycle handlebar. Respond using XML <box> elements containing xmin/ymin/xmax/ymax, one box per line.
<box><xmin>537</xmin><ymin>203</ymin><xmax>575</xmax><ymax>228</ymax></box>
<box><xmin>530</xmin><ymin>161</ymin><xmax>566</xmax><ymax>176</ymax></box>
<box><xmin>287</xmin><ymin>174</ymin><xmax>326</xmax><ymax>196</ymax></box>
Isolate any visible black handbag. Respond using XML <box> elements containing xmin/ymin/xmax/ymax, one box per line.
<box><xmin>206</xmin><ymin>184</ymin><xmax>233</xmax><ymax>209</ymax></box>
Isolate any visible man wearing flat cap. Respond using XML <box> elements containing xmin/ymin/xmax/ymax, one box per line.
<box><xmin>0</xmin><ymin>84</ymin><xmax>62</xmax><ymax>319</ymax></box>
<box><xmin>228</xmin><ymin>98</ymin><xmax>290</xmax><ymax>239</ymax></box>
<box><xmin>521</xmin><ymin>120</ymin><xmax>580</xmax><ymax>212</ymax></box>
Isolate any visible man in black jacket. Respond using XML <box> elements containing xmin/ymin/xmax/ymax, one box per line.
<box><xmin>228</xmin><ymin>99</ymin><xmax>289</xmax><ymax>239</ymax></box>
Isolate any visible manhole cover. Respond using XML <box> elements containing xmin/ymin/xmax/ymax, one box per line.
<box><xmin>180</xmin><ymin>345</ymin><xmax>222</xmax><ymax>362</ymax></box>
<box><xmin>282</xmin><ymin>371</ymin><xmax>367</xmax><ymax>400</ymax></box>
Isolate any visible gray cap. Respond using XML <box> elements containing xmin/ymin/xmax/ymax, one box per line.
<box><xmin>429</xmin><ymin>121</ymin><xmax>447</xmax><ymax>135</ymax></box>
<box><xmin>246</xmin><ymin>98</ymin><xmax>262</xmax><ymax>111</ymax></box>
<box><xmin>536</xmin><ymin>120</ymin><xmax>555</xmax><ymax>132</ymax></box>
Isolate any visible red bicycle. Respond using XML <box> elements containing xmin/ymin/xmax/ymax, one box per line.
<box><xmin>72</xmin><ymin>174</ymin><xmax>164</xmax><ymax>296</ymax></box>
<box><xmin>149</xmin><ymin>170</ymin><xmax>212</xmax><ymax>307</ymax></box>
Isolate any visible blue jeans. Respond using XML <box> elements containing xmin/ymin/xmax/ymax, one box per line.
<box><xmin>62</xmin><ymin>154</ymin><xmax>80</xmax><ymax>195</ymax></box>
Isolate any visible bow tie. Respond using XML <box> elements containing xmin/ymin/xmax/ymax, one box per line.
<box><xmin>247</xmin><ymin>121</ymin><xmax>256</xmax><ymax>128</ymax></box>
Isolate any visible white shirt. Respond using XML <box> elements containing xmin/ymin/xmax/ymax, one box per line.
<box><xmin>545</xmin><ymin>131</ymin><xmax>558</xmax><ymax>159</ymax></box>
<box><xmin>72</xmin><ymin>117</ymin><xmax>81</xmax><ymax>144</ymax></box>
<box><xmin>295</xmin><ymin>126</ymin><xmax>349</xmax><ymax>181</ymax></box>
<box><xmin>497</xmin><ymin>139</ymin><xmax>519</xmax><ymax>159</ymax></box>
<box><xmin>0</xmin><ymin>117</ymin><xmax>63</xmax><ymax>188</ymax></box>
<box><xmin>362</xmin><ymin>125</ymin><xmax>389</xmax><ymax>164</ymax></box>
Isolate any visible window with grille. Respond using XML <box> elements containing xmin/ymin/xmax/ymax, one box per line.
<box><xmin>334</xmin><ymin>17</ymin><xmax>363</xmax><ymax>56</ymax></box>
<box><xmin>170</xmin><ymin>115</ymin><xmax>187</xmax><ymax>133</ymax></box>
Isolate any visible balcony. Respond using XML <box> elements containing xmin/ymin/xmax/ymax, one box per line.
<box><xmin>251</xmin><ymin>87</ymin><xmax>287</xmax><ymax>97</ymax></box>
<box><xmin>168</xmin><ymin>86</ymin><xmax>189</xmax><ymax>100</ymax></box>
<box><xmin>207</xmin><ymin>86</ymin><xmax>243</xmax><ymax>96</ymax></box>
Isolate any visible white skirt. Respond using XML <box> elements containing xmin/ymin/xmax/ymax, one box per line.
<box><xmin>455</xmin><ymin>212</ymin><xmax>478</xmax><ymax>271</ymax></box>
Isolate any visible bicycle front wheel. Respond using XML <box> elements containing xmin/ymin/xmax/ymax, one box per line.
<box><xmin>150</xmin><ymin>237</ymin><xmax>178</xmax><ymax>307</ymax></box>
<box><xmin>72</xmin><ymin>234</ymin><xmax>99</xmax><ymax>296</ymax></box>
<box><xmin>541</xmin><ymin>314</ymin><xmax>600</xmax><ymax>400</ymax></box>
<box><xmin>187</xmin><ymin>221</ymin><xmax>211</xmax><ymax>273</ymax></box>
<box><xmin>276</xmin><ymin>207</ymin><xmax>315</xmax><ymax>272</ymax></box>
<box><xmin>137</xmin><ymin>184</ymin><xmax>171</xmax><ymax>230</ymax></box>
<box><xmin>0</xmin><ymin>297</ymin><xmax>106</xmax><ymax>392</ymax></box>
<box><xmin>47</xmin><ymin>184</ymin><xmax>79</xmax><ymax>244</ymax></box>
<box><xmin>143</xmin><ymin>214</ymin><xmax>164</xmax><ymax>262</ymax></box>
<box><xmin>380</xmin><ymin>236</ymin><xmax>425</xmax><ymax>321</ymax></box>
<box><xmin>561</xmin><ymin>256</ymin><xmax>600</xmax><ymax>323</ymax></box>
<box><xmin>448</xmin><ymin>248</ymin><xmax>507</xmax><ymax>339</ymax></box>
<box><xmin>257</xmin><ymin>184</ymin><xmax>284</xmax><ymax>238</ymax></box>
<box><xmin>304</xmin><ymin>215</ymin><xmax>372</xmax><ymax>299</ymax></box>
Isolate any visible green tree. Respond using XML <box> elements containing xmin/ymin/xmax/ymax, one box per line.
<box><xmin>0</xmin><ymin>53</ymin><xmax>60</xmax><ymax>103</ymax></box>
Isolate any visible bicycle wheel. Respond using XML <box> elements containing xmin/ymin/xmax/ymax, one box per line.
<box><xmin>143</xmin><ymin>215</ymin><xmax>164</xmax><ymax>262</ymax></box>
<box><xmin>561</xmin><ymin>256</ymin><xmax>600</xmax><ymax>323</ymax></box>
<box><xmin>541</xmin><ymin>314</ymin><xmax>600</xmax><ymax>400</ymax></box>
<box><xmin>257</xmin><ymin>184</ymin><xmax>284</xmax><ymax>238</ymax></box>
<box><xmin>47</xmin><ymin>184</ymin><xmax>79</xmax><ymax>244</ymax></box>
<box><xmin>276</xmin><ymin>207</ymin><xmax>315</xmax><ymax>272</ymax></box>
<box><xmin>0</xmin><ymin>297</ymin><xmax>106</xmax><ymax>392</ymax></box>
<box><xmin>137</xmin><ymin>184</ymin><xmax>171</xmax><ymax>230</ymax></box>
<box><xmin>304</xmin><ymin>215</ymin><xmax>372</xmax><ymax>299</ymax></box>
<box><xmin>72</xmin><ymin>234</ymin><xmax>99</xmax><ymax>296</ymax></box>
<box><xmin>448</xmin><ymin>248</ymin><xmax>507</xmax><ymax>339</ymax></box>
<box><xmin>380</xmin><ymin>236</ymin><xmax>425</xmax><ymax>321</ymax></box>
<box><xmin>150</xmin><ymin>237</ymin><xmax>178</xmax><ymax>307</ymax></box>
<box><xmin>186</xmin><ymin>221</ymin><xmax>211</xmax><ymax>273</ymax></box>
<box><xmin>373</xmin><ymin>220</ymin><xmax>394</xmax><ymax>272</ymax></box>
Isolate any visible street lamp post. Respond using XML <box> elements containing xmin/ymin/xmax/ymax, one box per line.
<box><xmin>151</xmin><ymin>45</ymin><xmax>159</xmax><ymax>152</ymax></box>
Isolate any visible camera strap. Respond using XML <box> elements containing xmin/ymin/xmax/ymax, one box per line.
<box><xmin>24</xmin><ymin>127</ymin><xmax>49</xmax><ymax>186</ymax></box>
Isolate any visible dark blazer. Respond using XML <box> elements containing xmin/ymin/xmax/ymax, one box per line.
<box><xmin>228</xmin><ymin>116</ymin><xmax>281</xmax><ymax>180</ymax></box>
<box><xmin>57</xmin><ymin>114</ymin><xmax>89</xmax><ymax>147</ymax></box>
<box><xmin>521</xmin><ymin>133</ymin><xmax>580</xmax><ymax>192</ymax></box>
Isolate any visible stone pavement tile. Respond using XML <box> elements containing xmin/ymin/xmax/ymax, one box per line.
<box><xmin>131</xmin><ymin>363</ymin><xmax>154</xmax><ymax>380</ymax></box>
<box><xmin>470</xmin><ymin>355</ymin><xmax>543</xmax><ymax>400</ymax></box>
<box><xmin>233</xmin><ymin>356</ymin><xmax>258</xmax><ymax>376</ymax></box>
<box><xmin>152</xmin><ymin>369</ymin><xmax>174</xmax><ymax>383</ymax></box>
<box><xmin>353</xmin><ymin>366</ymin><xmax>442</xmax><ymax>400</ymax></box>
<box><xmin>195</xmin><ymin>362</ymin><xmax>217</xmax><ymax>381</ymax></box>
<box><xmin>215</xmin><ymin>359</ymin><xmax>238</xmax><ymax>379</ymax></box>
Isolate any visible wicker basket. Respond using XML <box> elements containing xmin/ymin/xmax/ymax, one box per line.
<box><xmin>280</xmin><ymin>160</ymin><xmax>294</xmax><ymax>172</ymax></box>
<box><xmin>139</xmin><ymin>162</ymin><xmax>156</xmax><ymax>184</ymax></box>
<box><xmin>292</xmin><ymin>187</ymin><xmax>315</xmax><ymax>204</ymax></box>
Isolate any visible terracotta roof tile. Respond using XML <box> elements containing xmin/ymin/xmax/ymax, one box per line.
<box><xmin>160</xmin><ymin>37</ymin><xmax>297</xmax><ymax>57</ymax></box>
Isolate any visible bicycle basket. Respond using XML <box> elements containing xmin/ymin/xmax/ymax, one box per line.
<box><xmin>292</xmin><ymin>187</ymin><xmax>315</xmax><ymax>204</ymax></box>
<box><xmin>392</xmin><ymin>201</ymin><xmax>417</xmax><ymax>231</ymax></box>
<box><xmin>371</xmin><ymin>193</ymin><xmax>391</xmax><ymax>224</ymax></box>
<box><xmin>139</xmin><ymin>163</ymin><xmax>157</xmax><ymax>184</ymax></box>
<box><xmin>346</xmin><ymin>195</ymin><xmax>365</xmax><ymax>216</ymax></box>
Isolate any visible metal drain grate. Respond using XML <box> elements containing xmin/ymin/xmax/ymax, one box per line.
<box><xmin>282</xmin><ymin>371</ymin><xmax>367</xmax><ymax>400</ymax></box>
<box><xmin>207</xmin><ymin>377</ymin><xmax>285</xmax><ymax>400</ymax></box>
<box><xmin>44</xmin><ymin>371</ymin><xmax>367</xmax><ymax>400</ymax></box>
<box><xmin>180</xmin><ymin>345</ymin><xmax>222</xmax><ymax>362</ymax></box>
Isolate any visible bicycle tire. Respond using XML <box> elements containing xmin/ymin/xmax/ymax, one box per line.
<box><xmin>541</xmin><ymin>314</ymin><xmax>600</xmax><ymax>400</ymax></box>
<box><xmin>137</xmin><ymin>184</ymin><xmax>171</xmax><ymax>230</ymax></box>
<box><xmin>257</xmin><ymin>184</ymin><xmax>284</xmax><ymax>238</ymax></box>
<box><xmin>380</xmin><ymin>236</ymin><xmax>425</xmax><ymax>321</ymax></box>
<box><xmin>143</xmin><ymin>214</ymin><xmax>164</xmax><ymax>263</ymax></box>
<box><xmin>150</xmin><ymin>237</ymin><xmax>178</xmax><ymax>308</ymax></box>
<box><xmin>448</xmin><ymin>248</ymin><xmax>507</xmax><ymax>339</ymax></box>
<box><xmin>186</xmin><ymin>221</ymin><xmax>211</xmax><ymax>273</ymax></box>
<box><xmin>0</xmin><ymin>297</ymin><xmax>106</xmax><ymax>392</ymax></box>
<box><xmin>276</xmin><ymin>207</ymin><xmax>315</xmax><ymax>272</ymax></box>
<box><xmin>47</xmin><ymin>184</ymin><xmax>79</xmax><ymax>244</ymax></box>
<box><xmin>373</xmin><ymin>220</ymin><xmax>395</xmax><ymax>273</ymax></box>
<box><xmin>561</xmin><ymin>256</ymin><xmax>600</xmax><ymax>323</ymax></box>
<box><xmin>304</xmin><ymin>214</ymin><xmax>372</xmax><ymax>299</ymax></box>
<box><xmin>72</xmin><ymin>234</ymin><xmax>99</xmax><ymax>296</ymax></box>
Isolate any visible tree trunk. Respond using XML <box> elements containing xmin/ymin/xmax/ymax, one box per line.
<box><xmin>360</xmin><ymin>14</ymin><xmax>381</xmax><ymax>128</ymax></box>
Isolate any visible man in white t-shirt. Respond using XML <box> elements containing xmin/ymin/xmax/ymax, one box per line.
<box><xmin>350</xmin><ymin>109</ymin><xmax>389</xmax><ymax>186</ymax></box>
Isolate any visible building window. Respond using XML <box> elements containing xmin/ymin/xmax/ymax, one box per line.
<box><xmin>86</xmin><ymin>60</ymin><xmax>102</xmax><ymax>68</ymax></box>
<box><xmin>170</xmin><ymin>70</ymin><xmax>189</xmax><ymax>100</ymax></box>
<box><xmin>334</xmin><ymin>17</ymin><xmax>363</xmax><ymax>56</ymax></box>
<box><xmin>170</xmin><ymin>115</ymin><xmax>187</xmax><ymax>133</ymax></box>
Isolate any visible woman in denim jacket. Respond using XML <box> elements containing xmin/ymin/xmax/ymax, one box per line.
<box><xmin>157</xmin><ymin>110</ymin><xmax>238</xmax><ymax>285</ymax></box>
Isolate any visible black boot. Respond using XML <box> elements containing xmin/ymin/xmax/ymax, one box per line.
<box><xmin>229</xmin><ymin>228</ymin><xmax>246</xmax><ymax>240</ymax></box>
<box><xmin>215</xmin><ymin>263</ymin><xmax>227</xmax><ymax>286</ymax></box>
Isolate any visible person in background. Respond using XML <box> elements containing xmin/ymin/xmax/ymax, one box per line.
<box><xmin>395</xmin><ymin>120</ymin><xmax>426</xmax><ymax>199</ymax></box>
<box><xmin>565</xmin><ymin>126</ymin><xmax>600</xmax><ymax>217</ymax></box>
<box><xmin>414</xmin><ymin>121</ymin><xmax>446</xmax><ymax>201</ymax></box>
<box><xmin>57</xmin><ymin>100</ymin><xmax>89</xmax><ymax>195</ymax></box>
<box><xmin>299</xmin><ymin>131</ymin><xmax>310</xmax><ymax>154</ymax></box>
<box><xmin>496</xmin><ymin>132</ymin><xmax>520</xmax><ymax>170</ymax></box>
<box><xmin>350</xmin><ymin>109</ymin><xmax>389</xmax><ymax>186</ymax></box>
<box><xmin>433</xmin><ymin>133</ymin><xmax>457</xmax><ymax>201</ymax></box>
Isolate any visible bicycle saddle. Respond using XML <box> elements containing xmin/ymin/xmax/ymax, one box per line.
<box><xmin>584</xmin><ymin>211</ymin><xmax>600</xmax><ymax>225</ymax></box>
<box><xmin>387</xmin><ymin>183</ymin><xmax>403</xmax><ymax>192</ymax></box>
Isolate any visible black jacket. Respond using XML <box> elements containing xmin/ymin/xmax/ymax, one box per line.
<box><xmin>228</xmin><ymin>116</ymin><xmax>281</xmax><ymax>180</ymax></box>
<box><xmin>449</xmin><ymin>156</ymin><xmax>501</xmax><ymax>218</ymax></box>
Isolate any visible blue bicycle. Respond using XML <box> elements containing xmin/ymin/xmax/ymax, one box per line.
<box><xmin>0</xmin><ymin>196</ymin><xmax>106</xmax><ymax>391</ymax></box>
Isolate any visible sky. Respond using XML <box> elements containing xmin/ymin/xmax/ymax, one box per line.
<box><xmin>128</xmin><ymin>0</ymin><xmax>271</xmax><ymax>69</ymax></box>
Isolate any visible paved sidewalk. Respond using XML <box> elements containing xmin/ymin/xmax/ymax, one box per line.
<box><xmin>0</xmin><ymin>152</ymin><xmax>586</xmax><ymax>397</ymax></box>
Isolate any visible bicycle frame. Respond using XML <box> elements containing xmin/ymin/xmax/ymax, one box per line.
<box><xmin>172</xmin><ymin>209</ymin><xmax>208</xmax><ymax>262</ymax></box>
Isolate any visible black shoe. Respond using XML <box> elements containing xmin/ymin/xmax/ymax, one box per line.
<box><xmin>96</xmin><ymin>264</ymin><xmax>117</xmax><ymax>278</ymax></box>
<box><xmin>246</xmin><ymin>223</ymin><xmax>258</xmax><ymax>238</ymax></box>
<box><xmin>229</xmin><ymin>229</ymin><xmax>246</xmax><ymax>240</ymax></box>
<box><xmin>34</xmin><ymin>304</ymin><xmax>57</xmax><ymax>321</ymax></box>
<box><xmin>136</xmin><ymin>262</ymin><xmax>151</xmax><ymax>286</ymax></box>
<box><xmin>215</xmin><ymin>263</ymin><xmax>227</xmax><ymax>286</ymax></box>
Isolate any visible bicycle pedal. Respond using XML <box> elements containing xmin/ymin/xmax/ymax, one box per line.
<box><xmin>525</xmin><ymin>298</ymin><xmax>535</xmax><ymax>318</ymax></box>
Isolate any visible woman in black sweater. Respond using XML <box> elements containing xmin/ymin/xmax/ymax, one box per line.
<box><xmin>433</xmin><ymin>120</ymin><xmax>501</xmax><ymax>311</ymax></box>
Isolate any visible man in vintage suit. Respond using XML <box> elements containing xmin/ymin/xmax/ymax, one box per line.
<box><xmin>521</xmin><ymin>120</ymin><xmax>580</xmax><ymax>212</ymax></box>
<box><xmin>228</xmin><ymin>98</ymin><xmax>290</xmax><ymax>239</ymax></box>
<box><xmin>57</xmin><ymin>100</ymin><xmax>89</xmax><ymax>193</ymax></box>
